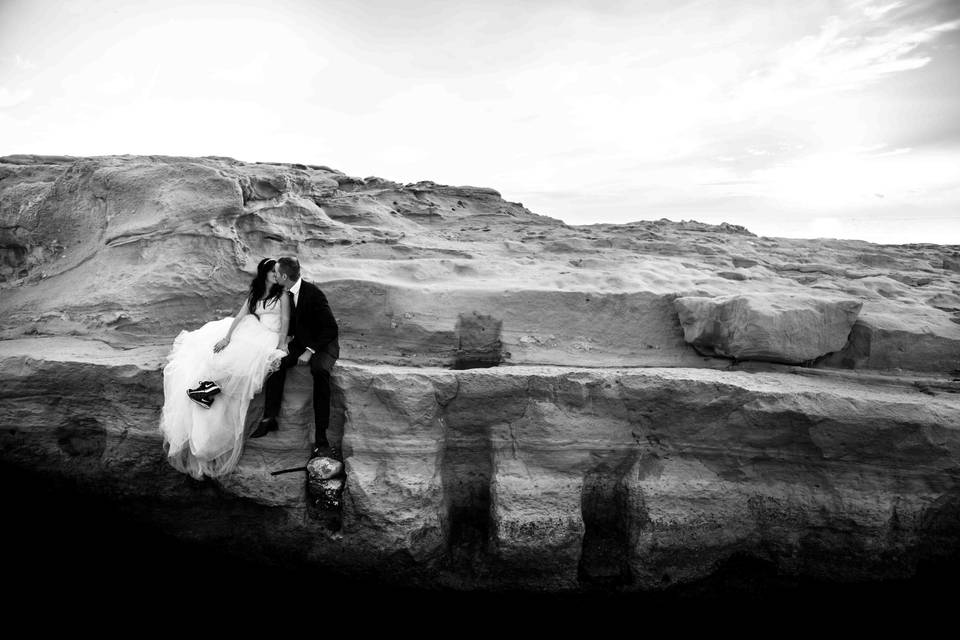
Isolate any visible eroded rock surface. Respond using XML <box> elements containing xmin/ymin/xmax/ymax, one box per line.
<box><xmin>3</xmin><ymin>155</ymin><xmax>959</xmax><ymax>373</ymax></box>
<box><xmin>2</xmin><ymin>337</ymin><xmax>959</xmax><ymax>590</ymax></box>
<box><xmin>674</xmin><ymin>294</ymin><xmax>862</xmax><ymax>364</ymax></box>
<box><xmin>2</xmin><ymin>154</ymin><xmax>960</xmax><ymax>592</ymax></box>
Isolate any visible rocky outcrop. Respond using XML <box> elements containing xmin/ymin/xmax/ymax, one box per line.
<box><xmin>2</xmin><ymin>154</ymin><xmax>960</xmax><ymax>593</ymax></box>
<box><xmin>674</xmin><ymin>294</ymin><xmax>862</xmax><ymax>364</ymax></box>
<box><xmin>3</xmin><ymin>337</ymin><xmax>959</xmax><ymax>591</ymax></box>
<box><xmin>822</xmin><ymin>319</ymin><xmax>960</xmax><ymax>374</ymax></box>
<box><xmin>3</xmin><ymin>155</ymin><xmax>959</xmax><ymax>374</ymax></box>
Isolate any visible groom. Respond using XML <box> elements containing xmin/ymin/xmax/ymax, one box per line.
<box><xmin>251</xmin><ymin>256</ymin><xmax>340</xmax><ymax>457</ymax></box>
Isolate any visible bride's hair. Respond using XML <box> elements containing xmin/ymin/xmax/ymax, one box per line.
<box><xmin>248</xmin><ymin>258</ymin><xmax>284</xmax><ymax>314</ymax></box>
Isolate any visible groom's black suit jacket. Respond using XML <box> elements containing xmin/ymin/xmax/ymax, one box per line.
<box><xmin>288</xmin><ymin>280</ymin><xmax>339</xmax><ymax>370</ymax></box>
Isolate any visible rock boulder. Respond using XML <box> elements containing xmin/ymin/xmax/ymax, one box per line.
<box><xmin>674</xmin><ymin>294</ymin><xmax>862</xmax><ymax>364</ymax></box>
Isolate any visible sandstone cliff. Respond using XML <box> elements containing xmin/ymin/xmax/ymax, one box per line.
<box><xmin>2</xmin><ymin>154</ymin><xmax>959</xmax><ymax>592</ymax></box>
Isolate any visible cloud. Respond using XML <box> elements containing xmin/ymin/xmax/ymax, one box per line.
<box><xmin>733</xmin><ymin>8</ymin><xmax>953</xmax><ymax>106</ymax></box>
<box><xmin>0</xmin><ymin>0</ymin><xmax>957</xmax><ymax>242</ymax></box>
<box><xmin>0</xmin><ymin>86</ymin><xmax>32</xmax><ymax>108</ymax></box>
<box><xmin>863</xmin><ymin>2</ymin><xmax>905</xmax><ymax>20</ymax></box>
<box><xmin>0</xmin><ymin>54</ymin><xmax>37</xmax><ymax>70</ymax></box>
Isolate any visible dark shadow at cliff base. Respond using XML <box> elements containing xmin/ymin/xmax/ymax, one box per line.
<box><xmin>578</xmin><ymin>453</ymin><xmax>638</xmax><ymax>588</ymax></box>
<box><xmin>3</xmin><ymin>463</ymin><xmax>957</xmax><ymax>628</ymax></box>
<box><xmin>440</xmin><ymin>442</ymin><xmax>493</xmax><ymax>577</ymax></box>
<box><xmin>659</xmin><ymin>551</ymin><xmax>960</xmax><ymax>604</ymax></box>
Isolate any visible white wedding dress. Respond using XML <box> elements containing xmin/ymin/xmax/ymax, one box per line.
<box><xmin>159</xmin><ymin>298</ymin><xmax>286</xmax><ymax>479</ymax></box>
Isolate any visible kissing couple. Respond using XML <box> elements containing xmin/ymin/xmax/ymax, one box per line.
<box><xmin>159</xmin><ymin>256</ymin><xmax>340</xmax><ymax>479</ymax></box>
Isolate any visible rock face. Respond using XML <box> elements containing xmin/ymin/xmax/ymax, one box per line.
<box><xmin>339</xmin><ymin>364</ymin><xmax>960</xmax><ymax>588</ymax></box>
<box><xmin>2</xmin><ymin>154</ymin><xmax>960</xmax><ymax>593</ymax></box>
<box><xmin>3</xmin><ymin>337</ymin><xmax>959</xmax><ymax>591</ymax></box>
<box><xmin>674</xmin><ymin>294</ymin><xmax>862</xmax><ymax>364</ymax></box>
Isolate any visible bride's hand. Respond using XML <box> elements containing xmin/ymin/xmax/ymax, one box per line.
<box><xmin>213</xmin><ymin>338</ymin><xmax>230</xmax><ymax>353</ymax></box>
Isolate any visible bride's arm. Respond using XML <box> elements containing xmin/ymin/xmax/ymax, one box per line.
<box><xmin>277</xmin><ymin>293</ymin><xmax>290</xmax><ymax>352</ymax></box>
<box><xmin>214</xmin><ymin>300</ymin><xmax>250</xmax><ymax>352</ymax></box>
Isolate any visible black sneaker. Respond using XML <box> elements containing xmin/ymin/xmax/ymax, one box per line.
<box><xmin>187</xmin><ymin>389</ymin><xmax>214</xmax><ymax>409</ymax></box>
<box><xmin>189</xmin><ymin>381</ymin><xmax>221</xmax><ymax>396</ymax></box>
<box><xmin>201</xmin><ymin>381</ymin><xmax>221</xmax><ymax>396</ymax></box>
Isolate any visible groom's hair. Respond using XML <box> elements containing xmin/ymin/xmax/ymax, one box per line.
<box><xmin>277</xmin><ymin>256</ymin><xmax>301</xmax><ymax>281</ymax></box>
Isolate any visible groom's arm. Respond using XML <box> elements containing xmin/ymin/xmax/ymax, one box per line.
<box><xmin>303</xmin><ymin>289</ymin><xmax>339</xmax><ymax>355</ymax></box>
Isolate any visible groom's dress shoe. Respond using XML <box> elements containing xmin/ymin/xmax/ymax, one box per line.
<box><xmin>311</xmin><ymin>443</ymin><xmax>340</xmax><ymax>461</ymax></box>
<box><xmin>250</xmin><ymin>417</ymin><xmax>278</xmax><ymax>438</ymax></box>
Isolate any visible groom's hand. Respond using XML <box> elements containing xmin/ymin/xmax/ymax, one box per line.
<box><xmin>298</xmin><ymin>350</ymin><xmax>313</xmax><ymax>365</ymax></box>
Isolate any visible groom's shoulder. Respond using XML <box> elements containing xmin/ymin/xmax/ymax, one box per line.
<box><xmin>302</xmin><ymin>280</ymin><xmax>329</xmax><ymax>299</ymax></box>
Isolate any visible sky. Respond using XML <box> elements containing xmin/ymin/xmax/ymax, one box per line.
<box><xmin>1</xmin><ymin>0</ymin><xmax>958</xmax><ymax>244</ymax></box>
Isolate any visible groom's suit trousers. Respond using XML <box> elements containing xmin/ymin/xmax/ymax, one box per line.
<box><xmin>263</xmin><ymin>342</ymin><xmax>337</xmax><ymax>443</ymax></box>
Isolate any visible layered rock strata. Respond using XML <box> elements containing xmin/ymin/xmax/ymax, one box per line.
<box><xmin>2</xmin><ymin>337</ymin><xmax>959</xmax><ymax>590</ymax></box>
<box><xmin>2</xmin><ymin>154</ymin><xmax>960</xmax><ymax>591</ymax></box>
<box><xmin>3</xmin><ymin>155</ymin><xmax>959</xmax><ymax>374</ymax></box>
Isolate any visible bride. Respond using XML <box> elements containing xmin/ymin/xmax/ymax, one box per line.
<box><xmin>159</xmin><ymin>258</ymin><xmax>291</xmax><ymax>479</ymax></box>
